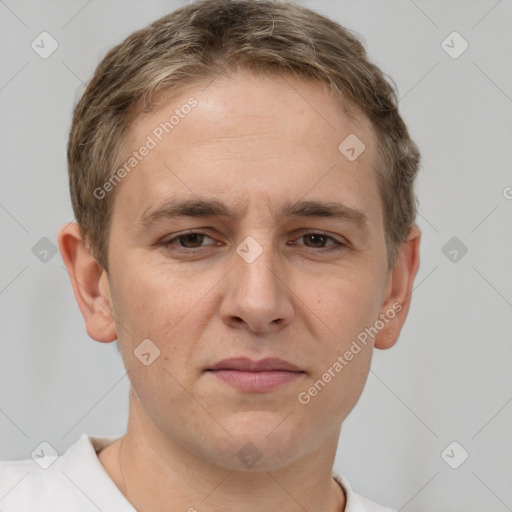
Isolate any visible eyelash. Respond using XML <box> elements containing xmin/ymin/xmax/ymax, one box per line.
<box><xmin>160</xmin><ymin>230</ymin><xmax>347</xmax><ymax>254</ymax></box>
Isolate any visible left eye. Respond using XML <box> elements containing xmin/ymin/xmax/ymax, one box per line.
<box><xmin>164</xmin><ymin>232</ymin><xmax>215</xmax><ymax>249</ymax></box>
<box><xmin>293</xmin><ymin>232</ymin><xmax>343</xmax><ymax>249</ymax></box>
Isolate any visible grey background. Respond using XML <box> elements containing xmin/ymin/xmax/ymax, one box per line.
<box><xmin>1</xmin><ymin>0</ymin><xmax>511</xmax><ymax>510</ymax></box>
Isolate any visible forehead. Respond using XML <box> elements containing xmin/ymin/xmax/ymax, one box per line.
<box><xmin>114</xmin><ymin>70</ymin><xmax>381</xmax><ymax>227</ymax></box>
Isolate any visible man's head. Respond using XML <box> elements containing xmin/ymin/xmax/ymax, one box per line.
<box><xmin>59</xmin><ymin>0</ymin><xmax>421</xmax><ymax>472</ymax></box>
<box><xmin>65</xmin><ymin>0</ymin><xmax>420</xmax><ymax>274</ymax></box>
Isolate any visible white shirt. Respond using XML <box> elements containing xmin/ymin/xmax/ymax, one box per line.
<box><xmin>0</xmin><ymin>434</ymin><xmax>396</xmax><ymax>511</ymax></box>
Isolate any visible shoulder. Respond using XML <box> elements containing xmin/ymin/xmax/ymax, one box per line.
<box><xmin>0</xmin><ymin>434</ymin><xmax>129</xmax><ymax>512</ymax></box>
<box><xmin>0</xmin><ymin>456</ymin><xmax>82</xmax><ymax>511</ymax></box>
<box><xmin>333</xmin><ymin>470</ymin><xmax>397</xmax><ymax>512</ymax></box>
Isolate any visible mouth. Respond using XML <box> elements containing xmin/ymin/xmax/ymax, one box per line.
<box><xmin>205</xmin><ymin>357</ymin><xmax>306</xmax><ymax>393</ymax></box>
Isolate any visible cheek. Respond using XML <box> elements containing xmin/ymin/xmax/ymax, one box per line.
<box><xmin>111</xmin><ymin>259</ymin><xmax>203</xmax><ymax>338</ymax></box>
<box><xmin>303</xmin><ymin>347</ymin><xmax>373</xmax><ymax>429</ymax></box>
<box><xmin>111</xmin><ymin>263</ymin><xmax>208</xmax><ymax>426</ymax></box>
<box><xmin>304</xmin><ymin>266</ymin><xmax>385</xmax><ymax>343</ymax></box>
<box><xmin>110</xmin><ymin>258</ymin><xmax>222</xmax><ymax>387</ymax></box>
<box><xmin>294</xmin><ymin>268</ymin><xmax>382</xmax><ymax>411</ymax></box>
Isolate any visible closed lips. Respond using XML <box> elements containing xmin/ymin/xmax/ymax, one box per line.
<box><xmin>207</xmin><ymin>357</ymin><xmax>304</xmax><ymax>373</ymax></box>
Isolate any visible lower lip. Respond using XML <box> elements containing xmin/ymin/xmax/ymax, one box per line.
<box><xmin>208</xmin><ymin>370</ymin><xmax>304</xmax><ymax>392</ymax></box>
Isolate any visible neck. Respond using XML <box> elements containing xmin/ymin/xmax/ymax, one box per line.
<box><xmin>99</xmin><ymin>390</ymin><xmax>346</xmax><ymax>512</ymax></box>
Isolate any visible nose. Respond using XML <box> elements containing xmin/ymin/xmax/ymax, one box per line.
<box><xmin>219</xmin><ymin>236</ymin><xmax>294</xmax><ymax>334</ymax></box>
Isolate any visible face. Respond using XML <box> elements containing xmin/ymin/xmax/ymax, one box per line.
<box><xmin>104</xmin><ymin>70</ymin><xmax>393</xmax><ymax>470</ymax></box>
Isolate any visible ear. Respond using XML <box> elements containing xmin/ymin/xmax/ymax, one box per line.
<box><xmin>58</xmin><ymin>222</ymin><xmax>117</xmax><ymax>343</ymax></box>
<box><xmin>374</xmin><ymin>224</ymin><xmax>421</xmax><ymax>350</ymax></box>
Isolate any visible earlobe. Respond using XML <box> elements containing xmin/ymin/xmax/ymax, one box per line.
<box><xmin>374</xmin><ymin>224</ymin><xmax>421</xmax><ymax>350</ymax></box>
<box><xmin>57</xmin><ymin>222</ymin><xmax>117</xmax><ymax>343</ymax></box>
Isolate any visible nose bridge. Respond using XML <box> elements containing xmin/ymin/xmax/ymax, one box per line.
<box><xmin>222</xmin><ymin>231</ymin><xmax>293</xmax><ymax>332</ymax></box>
<box><xmin>234</xmin><ymin>232</ymin><xmax>281</xmax><ymax>296</ymax></box>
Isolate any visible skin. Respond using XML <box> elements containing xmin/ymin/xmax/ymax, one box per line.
<box><xmin>59</xmin><ymin>69</ymin><xmax>421</xmax><ymax>512</ymax></box>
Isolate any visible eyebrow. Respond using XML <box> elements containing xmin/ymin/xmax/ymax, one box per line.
<box><xmin>138</xmin><ymin>197</ymin><xmax>370</xmax><ymax>233</ymax></box>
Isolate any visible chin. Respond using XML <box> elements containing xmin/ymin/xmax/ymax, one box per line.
<box><xmin>198</xmin><ymin>414</ymin><xmax>310</xmax><ymax>472</ymax></box>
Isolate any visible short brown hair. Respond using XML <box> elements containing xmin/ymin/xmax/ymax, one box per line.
<box><xmin>67</xmin><ymin>0</ymin><xmax>420</xmax><ymax>272</ymax></box>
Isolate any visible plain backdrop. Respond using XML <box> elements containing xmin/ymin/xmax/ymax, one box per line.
<box><xmin>1</xmin><ymin>1</ymin><xmax>511</xmax><ymax>510</ymax></box>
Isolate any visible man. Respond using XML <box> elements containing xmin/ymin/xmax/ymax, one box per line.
<box><xmin>0</xmin><ymin>1</ymin><xmax>421</xmax><ymax>510</ymax></box>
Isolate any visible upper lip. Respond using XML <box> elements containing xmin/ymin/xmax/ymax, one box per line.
<box><xmin>207</xmin><ymin>357</ymin><xmax>303</xmax><ymax>372</ymax></box>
